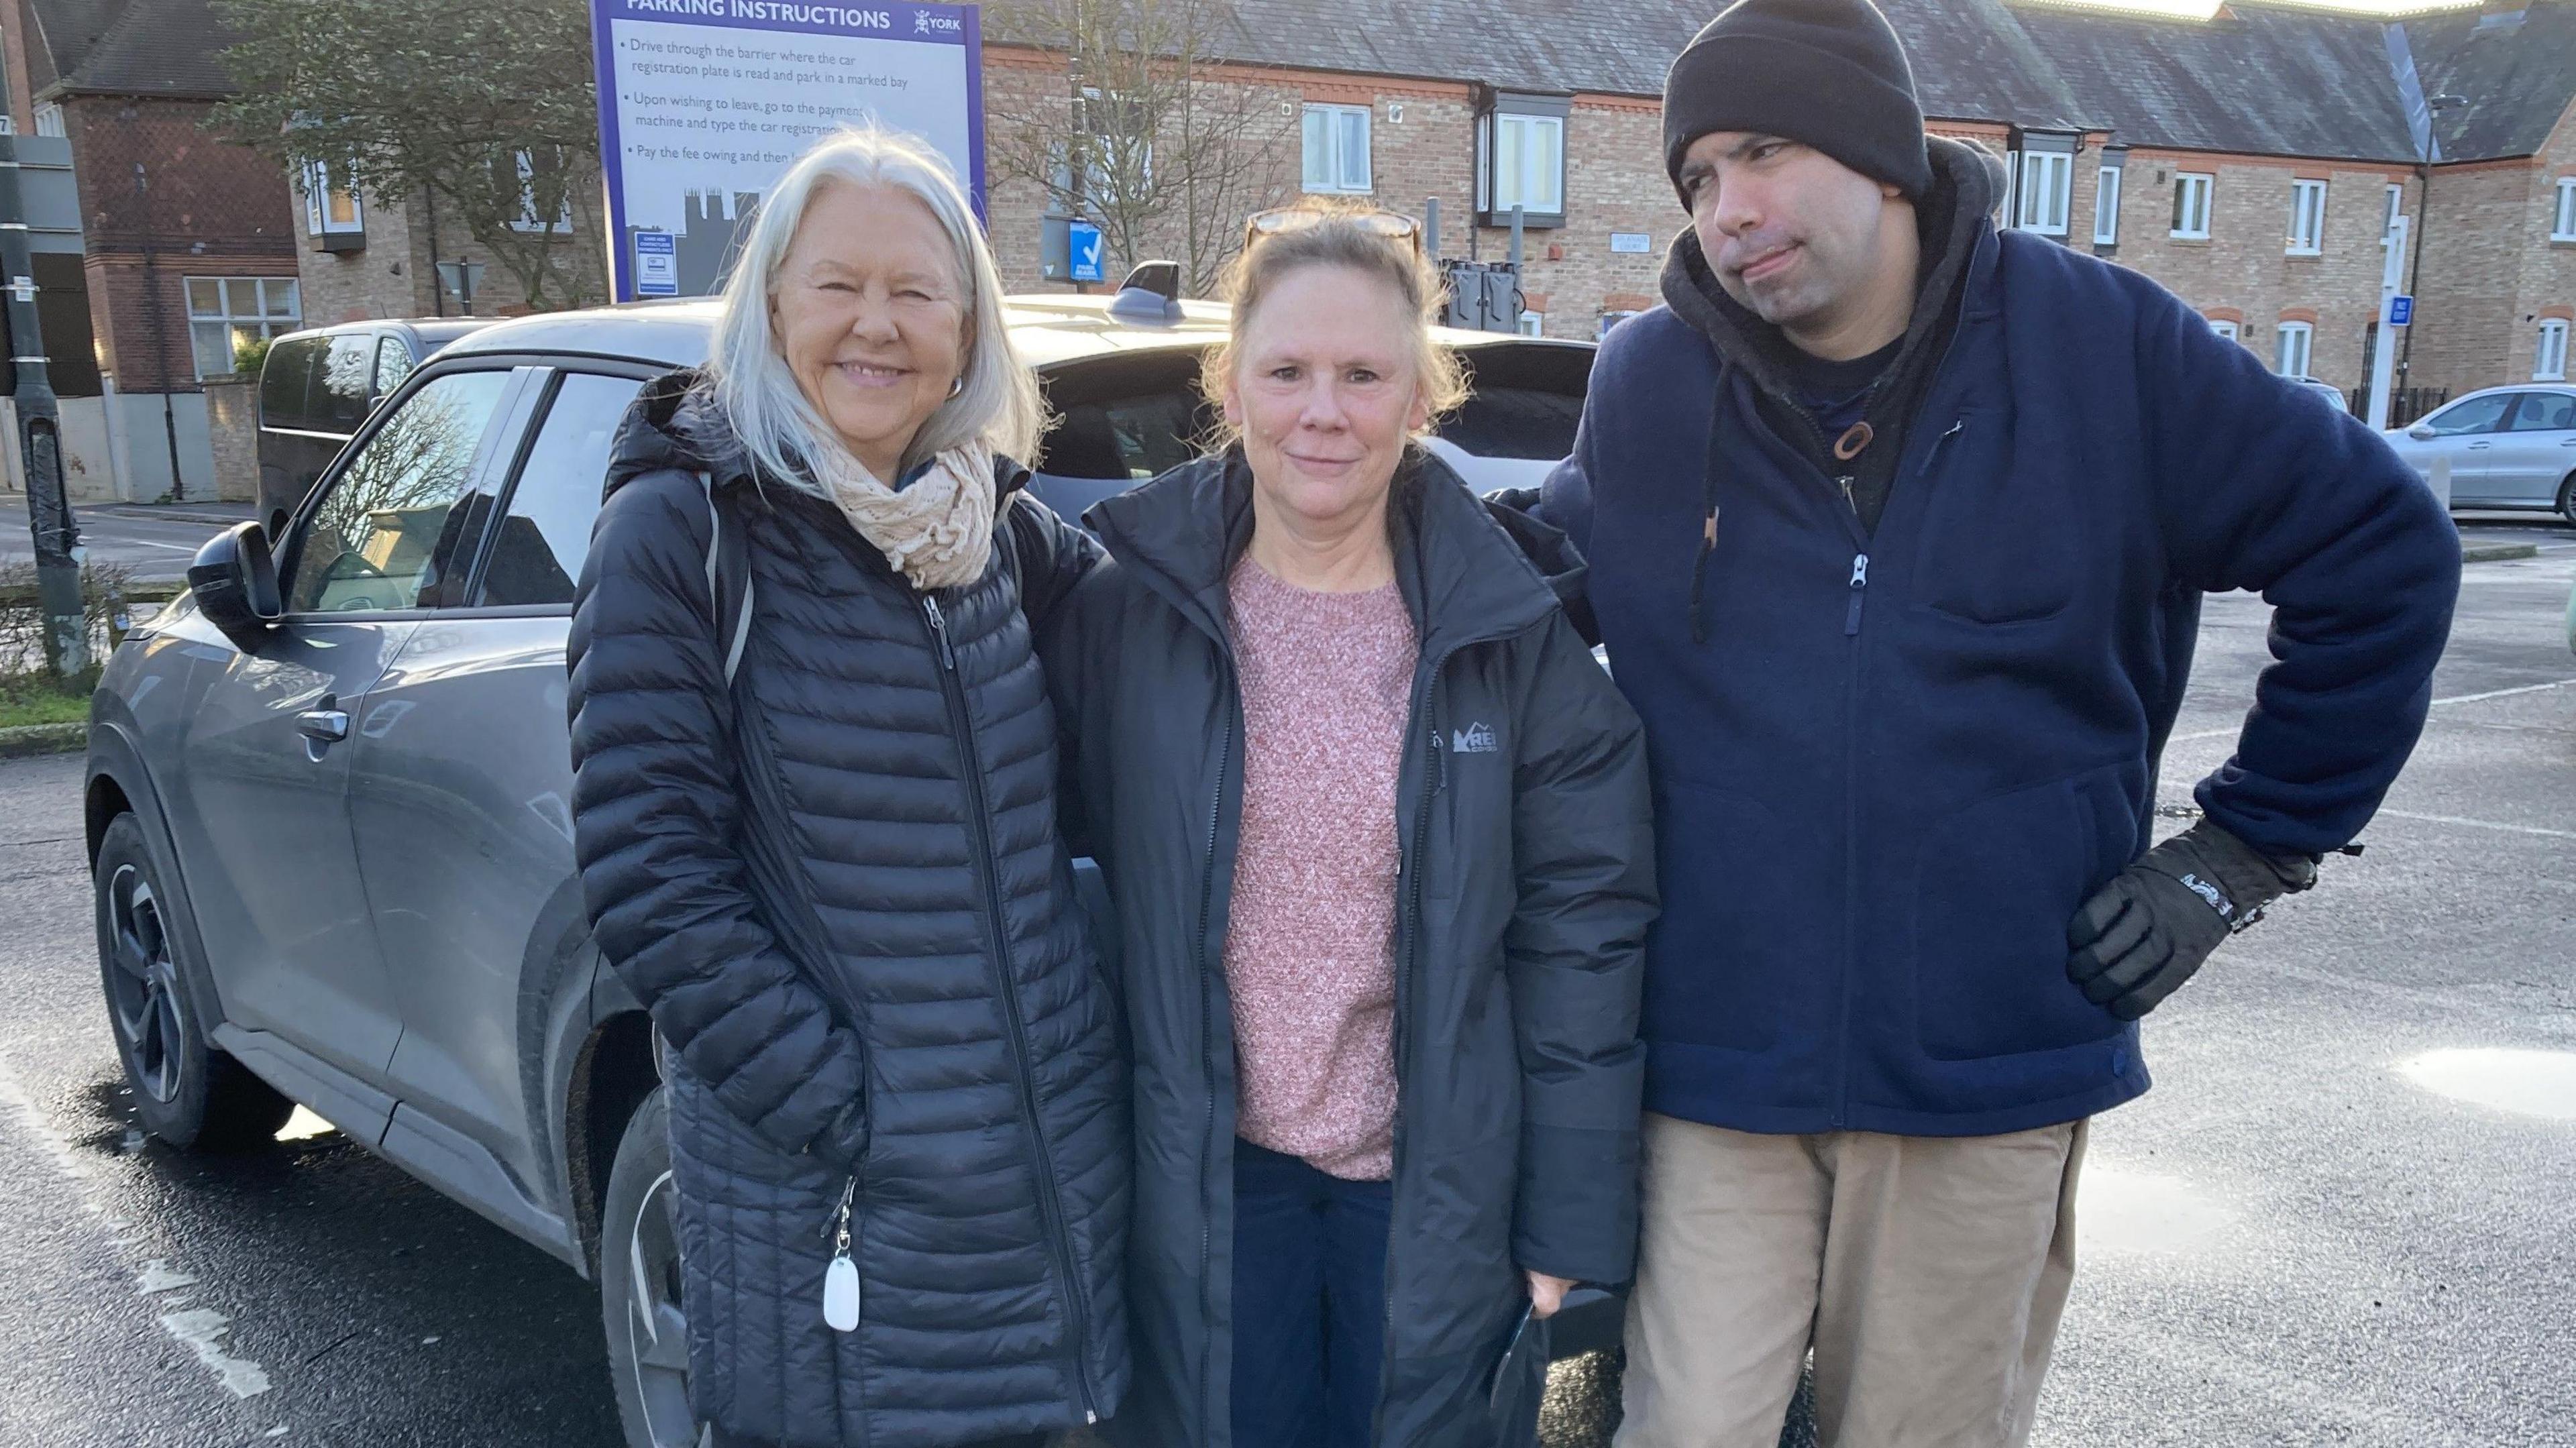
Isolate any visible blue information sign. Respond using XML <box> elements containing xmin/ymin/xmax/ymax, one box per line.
<box><xmin>2388</xmin><ymin>294</ymin><xmax>2414</xmax><ymax>327</ymax></box>
<box><xmin>1069</xmin><ymin>219</ymin><xmax>1106</xmax><ymax>284</ymax></box>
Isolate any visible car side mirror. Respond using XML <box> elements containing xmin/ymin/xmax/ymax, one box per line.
<box><xmin>2407</xmin><ymin>423</ymin><xmax>2436</xmax><ymax>441</ymax></box>
<box><xmin>186</xmin><ymin>521</ymin><xmax>282</xmax><ymax>651</ymax></box>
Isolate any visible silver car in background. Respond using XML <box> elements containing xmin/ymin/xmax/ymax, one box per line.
<box><xmin>2381</xmin><ymin>384</ymin><xmax>2576</xmax><ymax>522</ymax></box>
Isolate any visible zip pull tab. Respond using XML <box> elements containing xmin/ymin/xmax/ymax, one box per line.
<box><xmin>1844</xmin><ymin>553</ymin><xmax>1870</xmax><ymax>636</ymax></box>
<box><xmin>822</xmin><ymin>1175</ymin><xmax>860</xmax><ymax>1332</ymax></box>
<box><xmin>1919</xmin><ymin>419</ymin><xmax>1965</xmax><ymax>478</ymax></box>
<box><xmin>1835</xmin><ymin>474</ymin><xmax>1857</xmax><ymax>513</ymax></box>
<box><xmin>921</xmin><ymin>596</ymin><xmax>957</xmax><ymax>671</ymax></box>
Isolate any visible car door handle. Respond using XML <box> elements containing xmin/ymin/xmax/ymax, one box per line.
<box><xmin>2467</xmin><ymin>441</ymin><xmax>2491</xmax><ymax>449</ymax></box>
<box><xmin>297</xmin><ymin>709</ymin><xmax>351</xmax><ymax>743</ymax></box>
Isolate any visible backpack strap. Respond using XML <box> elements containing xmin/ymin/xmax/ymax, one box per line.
<box><xmin>698</xmin><ymin>471</ymin><xmax>755</xmax><ymax>685</ymax></box>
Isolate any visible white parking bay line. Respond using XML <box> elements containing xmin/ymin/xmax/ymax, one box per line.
<box><xmin>2371</xmin><ymin>808</ymin><xmax>2576</xmax><ymax>841</ymax></box>
<box><xmin>0</xmin><ymin>1048</ymin><xmax>275</xmax><ymax>1404</ymax></box>
<box><xmin>2168</xmin><ymin>676</ymin><xmax>2576</xmax><ymax>744</ymax></box>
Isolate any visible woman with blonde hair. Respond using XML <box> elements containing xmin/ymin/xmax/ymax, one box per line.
<box><xmin>568</xmin><ymin>127</ymin><xmax>1126</xmax><ymax>1448</ymax></box>
<box><xmin>1046</xmin><ymin>204</ymin><xmax>1657</xmax><ymax>1448</ymax></box>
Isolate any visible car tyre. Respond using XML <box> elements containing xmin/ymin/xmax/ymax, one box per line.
<box><xmin>602</xmin><ymin>1086</ymin><xmax>698</xmax><ymax>1448</ymax></box>
<box><xmin>2558</xmin><ymin>471</ymin><xmax>2576</xmax><ymax>526</ymax></box>
<box><xmin>94</xmin><ymin>814</ymin><xmax>293</xmax><ymax>1151</ymax></box>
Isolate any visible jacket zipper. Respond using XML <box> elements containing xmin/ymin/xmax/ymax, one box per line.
<box><xmin>1370</xmin><ymin>647</ymin><xmax>1456</xmax><ymax>1448</ymax></box>
<box><xmin>1193</xmin><ymin>677</ymin><xmax>1238</xmax><ymax>1448</ymax></box>
<box><xmin>920</xmin><ymin>594</ymin><xmax>1101</xmax><ymax>1427</ymax></box>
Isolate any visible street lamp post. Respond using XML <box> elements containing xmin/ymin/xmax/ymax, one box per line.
<box><xmin>0</xmin><ymin>135</ymin><xmax>87</xmax><ymax>678</ymax></box>
<box><xmin>2396</xmin><ymin>93</ymin><xmax>2467</xmax><ymax>408</ymax></box>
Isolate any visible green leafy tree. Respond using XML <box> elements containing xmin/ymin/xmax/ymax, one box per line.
<box><xmin>210</xmin><ymin>0</ymin><xmax>606</xmax><ymax>311</ymax></box>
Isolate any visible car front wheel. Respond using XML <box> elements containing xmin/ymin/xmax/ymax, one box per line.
<box><xmin>94</xmin><ymin>814</ymin><xmax>293</xmax><ymax>1150</ymax></box>
<box><xmin>602</xmin><ymin>1087</ymin><xmax>698</xmax><ymax>1448</ymax></box>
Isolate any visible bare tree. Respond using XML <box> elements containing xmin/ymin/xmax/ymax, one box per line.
<box><xmin>987</xmin><ymin>0</ymin><xmax>1300</xmax><ymax>295</ymax></box>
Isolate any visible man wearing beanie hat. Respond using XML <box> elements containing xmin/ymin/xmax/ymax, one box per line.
<box><xmin>1495</xmin><ymin>0</ymin><xmax>2463</xmax><ymax>1443</ymax></box>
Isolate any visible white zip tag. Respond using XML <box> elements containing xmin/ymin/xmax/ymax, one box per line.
<box><xmin>822</xmin><ymin>1176</ymin><xmax>860</xmax><ymax>1332</ymax></box>
<box><xmin>823</xmin><ymin>1254</ymin><xmax>861</xmax><ymax>1332</ymax></box>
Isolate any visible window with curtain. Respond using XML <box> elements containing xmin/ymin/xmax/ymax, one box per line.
<box><xmin>2275</xmin><ymin>321</ymin><xmax>2314</xmax><ymax>378</ymax></box>
<box><xmin>2014</xmin><ymin>150</ymin><xmax>2072</xmax><ymax>236</ymax></box>
<box><xmin>1301</xmin><ymin>105</ymin><xmax>1372</xmax><ymax>194</ymax></box>
<box><xmin>2536</xmin><ymin>319</ymin><xmax>2569</xmax><ymax>381</ymax></box>
<box><xmin>2172</xmin><ymin>172</ymin><xmax>2214</xmax><ymax>239</ymax></box>
<box><xmin>2288</xmin><ymin>179</ymin><xmax>2326</xmax><ymax>256</ymax></box>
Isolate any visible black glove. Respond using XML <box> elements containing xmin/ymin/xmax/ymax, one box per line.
<box><xmin>2065</xmin><ymin>820</ymin><xmax>2318</xmax><ymax>1021</ymax></box>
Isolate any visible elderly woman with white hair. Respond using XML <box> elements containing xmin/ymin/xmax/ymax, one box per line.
<box><xmin>567</xmin><ymin>128</ymin><xmax>1127</xmax><ymax>1448</ymax></box>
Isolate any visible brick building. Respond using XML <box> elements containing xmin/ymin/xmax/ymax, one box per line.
<box><xmin>2</xmin><ymin>0</ymin><xmax>302</xmax><ymax>501</ymax></box>
<box><xmin>272</xmin><ymin>0</ymin><xmax>2576</xmax><ymax>410</ymax></box>
<box><xmin>970</xmin><ymin>0</ymin><xmax>2576</xmax><ymax>404</ymax></box>
<box><xmin>296</xmin><ymin>166</ymin><xmax>609</xmax><ymax>329</ymax></box>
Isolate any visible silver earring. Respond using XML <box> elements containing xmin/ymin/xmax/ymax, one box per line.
<box><xmin>947</xmin><ymin>374</ymin><xmax>965</xmax><ymax>399</ymax></box>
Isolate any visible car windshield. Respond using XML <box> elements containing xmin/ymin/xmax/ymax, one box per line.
<box><xmin>1032</xmin><ymin>339</ymin><xmax>1594</xmax><ymax>484</ymax></box>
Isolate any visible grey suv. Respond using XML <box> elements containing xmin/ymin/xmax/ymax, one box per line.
<box><xmin>82</xmin><ymin>288</ymin><xmax>1603</xmax><ymax>1446</ymax></box>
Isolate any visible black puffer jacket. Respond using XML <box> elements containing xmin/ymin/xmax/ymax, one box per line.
<box><xmin>1044</xmin><ymin>450</ymin><xmax>1657</xmax><ymax>1448</ymax></box>
<box><xmin>568</xmin><ymin>372</ymin><xmax>1128</xmax><ymax>1448</ymax></box>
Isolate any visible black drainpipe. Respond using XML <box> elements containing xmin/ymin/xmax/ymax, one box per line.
<box><xmin>136</xmin><ymin>159</ymin><xmax>186</xmax><ymax>501</ymax></box>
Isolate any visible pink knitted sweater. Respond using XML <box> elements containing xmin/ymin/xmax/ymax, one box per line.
<box><xmin>1222</xmin><ymin>555</ymin><xmax>1419</xmax><ymax>1181</ymax></box>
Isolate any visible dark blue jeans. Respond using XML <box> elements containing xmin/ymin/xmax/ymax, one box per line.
<box><xmin>1230</xmin><ymin>1139</ymin><xmax>1395</xmax><ymax>1448</ymax></box>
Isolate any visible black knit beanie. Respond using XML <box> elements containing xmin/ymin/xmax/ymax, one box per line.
<box><xmin>1662</xmin><ymin>0</ymin><xmax>1933</xmax><ymax>207</ymax></box>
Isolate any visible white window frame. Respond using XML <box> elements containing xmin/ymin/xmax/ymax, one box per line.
<box><xmin>33</xmin><ymin>102</ymin><xmax>63</xmax><ymax>137</ymax></box>
<box><xmin>2210</xmin><ymin>318</ymin><xmax>2241</xmax><ymax>343</ymax></box>
<box><xmin>302</xmin><ymin>160</ymin><xmax>365</xmax><ymax>237</ymax></box>
<box><xmin>2275</xmin><ymin>320</ymin><xmax>2314</xmax><ymax>378</ymax></box>
<box><xmin>1516</xmin><ymin>310</ymin><xmax>1545</xmax><ymax>337</ymax></box>
<box><xmin>2553</xmin><ymin>177</ymin><xmax>2576</xmax><ymax>242</ymax></box>
<box><xmin>2172</xmin><ymin>172</ymin><xmax>2214</xmax><ymax>239</ymax></box>
<box><xmin>2536</xmin><ymin>319</ymin><xmax>2570</xmax><ymax>381</ymax></box>
<box><xmin>1479</xmin><ymin>109</ymin><xmax>1565</xmax><ymax>219</ymax></box>
<box><xmin>2014</xmin><ymin>150</ymin><xmax>2073</xmax><ymax>236</ymax></box>
<box><xmin>183</xmin><ymin>276</ymin><xmax>302</xmax><ymax>379</ymax></box>
<box><xmin>1300</xmin><ymin>103</ymin><xmax>1372</xmax><ymax>194</ymax></box>
<box><xmin>2288</xmin><ymin>178</ymin><xmax>2326</xmax><ymax>256</ymax></box>
<box><xmin>2093</xmin><ymin>165</ymin><xmax>2123</xmax><ymax>245</ymax></box>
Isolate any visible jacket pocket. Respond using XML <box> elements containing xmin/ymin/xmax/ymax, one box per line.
<box><xmin>1909</xmin><ymin>414</ymin><xmax>2082</xmax><ymax>627</ymax></box>
<box><xmin>1911</xmin><ymin>765</ymin><xmax>2135</xmax><ymax>1062</ymax></box>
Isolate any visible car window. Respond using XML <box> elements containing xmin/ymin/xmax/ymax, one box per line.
<box><xmin>2422</xmin><ymin>394</ymin><xmax>2512</xmax><ymax>436</ymax></box>
<box><xmin>475</xmin><ymin>373</ymin><xmax>643</xmax><ymax>607</ymax></box>
<box><xmin>259</xmin><ymin>337</ymin><xmax>323</xmax><ymax>432</ymax></box>
<box><xmin>373</xmin><ymin>335</ymin><xmax>415</xmax><ymax>398</ymax></box>
<box><xmin>286</xmin><ymin>370</ymin><xmax>514</xmax><ymax>614</ymax></box>
<box><xmin>316</xmin><ymin>333</ymin><xmax>377</xmax><ymax>433</ymax></box>
<box><xmin>1044</xmin><ymin>389</ymin><xmax>1208</xmax><ymax>480</ymax></box>
<box><xmin>2508</xmin><ymin>392</ymin><xmax>2576</xmax><ymax>432</ymax></box>
<box><xmin>1440</xmin><ymin>384</ymin><xmax>1585</xmax><ymax>461</ymax></box>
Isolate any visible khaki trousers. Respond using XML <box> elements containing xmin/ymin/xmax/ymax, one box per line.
<box><xmin>1615</xmin><ymin>1113</ymin><xmax>2087</xmax><ymax>1448</ymax></box>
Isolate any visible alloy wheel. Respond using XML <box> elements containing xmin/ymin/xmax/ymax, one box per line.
<box><xmin>105</xmin><ymin>865</ymin><xmax>186</xmax><ymax>1106</ymax></box>
<box><xmin>623</xmin><ymin>1170</ymin><xmax>695</xmax><ymax>1446</ymax></box>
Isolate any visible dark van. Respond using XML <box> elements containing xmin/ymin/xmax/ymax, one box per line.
<box><xmin>256</xmin><ymin>319</ymin><xmax>490</xmax><ymax>540</ymax></box>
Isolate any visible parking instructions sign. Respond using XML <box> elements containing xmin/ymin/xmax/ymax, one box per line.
<box><xmin>588</xmin><ymin>0</ymin><xmax>985</xmax><ymax>301</ymax></box>
<box><xmin>633</xmin><ymin>230</ymin><xmax>680</xmax><ymax>295</ymax></box>
<box><xmin>2388</xmin><ymin>294</ymin><xmax>2414</xmax><ymax>327</ymax></box>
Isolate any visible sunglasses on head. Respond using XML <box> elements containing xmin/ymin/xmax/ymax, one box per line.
<box><xmin>1242</xmin><ymin>207</ymin><xmax>1424</xmax><ymax>256</ymax></box>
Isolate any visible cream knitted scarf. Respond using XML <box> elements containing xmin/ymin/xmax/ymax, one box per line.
<box><xmin>810</xmin><ymin>441</ymin><xmax>999</xmax><ymax>593</ymax></box>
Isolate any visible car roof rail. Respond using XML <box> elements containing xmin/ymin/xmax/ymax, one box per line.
<box><xmin>1108</xmin><ymin>262</ymin><xmax>1183</xmax><ymax>324</ymax></box>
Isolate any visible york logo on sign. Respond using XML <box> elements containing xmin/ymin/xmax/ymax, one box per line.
<box><xmin>914</xmin><ymin>9</ymin><xmax>961</xmax><ymax>32</ymax></box>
